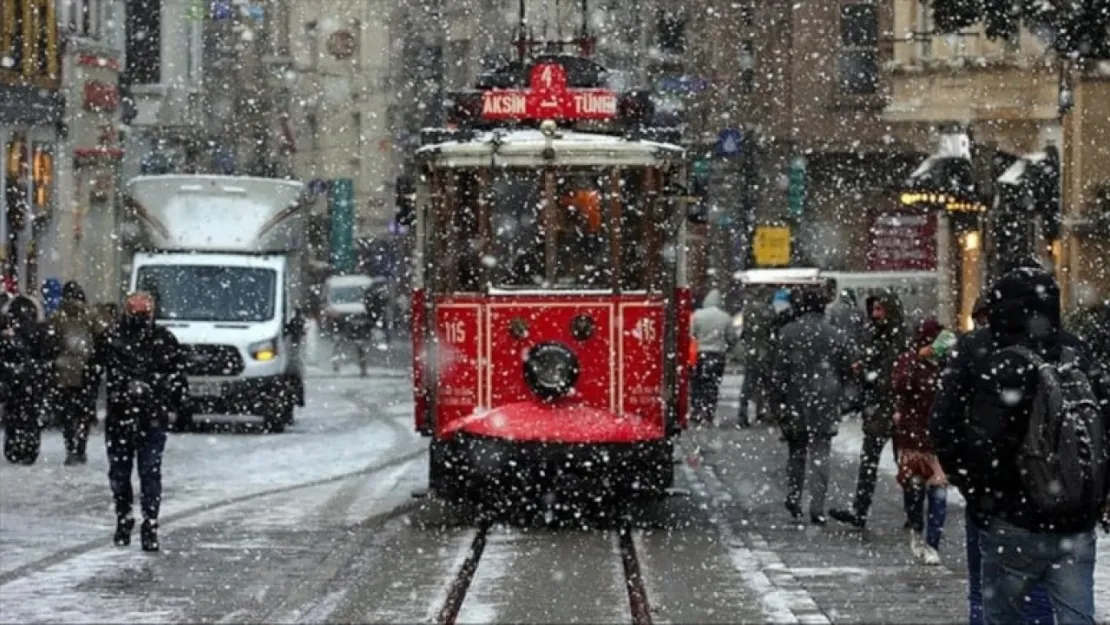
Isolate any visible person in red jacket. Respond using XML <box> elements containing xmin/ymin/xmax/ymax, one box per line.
<box><xmin>891</xmin><ymin>317</ymin><xmax>947</xmax><ymax>566</ymax></box>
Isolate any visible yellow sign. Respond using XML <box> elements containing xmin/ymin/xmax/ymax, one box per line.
<box><xmin>753</xmin><ymin>226</ymin><xmax>791</xmax><ymax>267</ymax></box>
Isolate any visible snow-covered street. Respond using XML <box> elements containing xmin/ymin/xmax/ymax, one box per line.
<box><xmin>1</xmin><ymin>367</ymin><xmax>1108</xmax><ymax>624</ymax></box>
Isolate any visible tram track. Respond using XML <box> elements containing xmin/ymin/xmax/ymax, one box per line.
<box><xmin>434</xmin><ymin>515</ymin><xmax>656</xmax><ymax>625</ymax></box>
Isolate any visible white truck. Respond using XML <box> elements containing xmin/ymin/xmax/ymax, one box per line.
<box><xmin>125</xmin><ymin>175</ymin><xmax>308</xmax><ymax>433</ymax></box>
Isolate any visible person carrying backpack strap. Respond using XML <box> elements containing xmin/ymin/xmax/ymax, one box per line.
<box><xmin>931</xmin><ymin>266</ymin><xmax>1110</xmax><ymax>625</ymax></box>
<box><xmin>48</xmin><ymin>281</ymin><xmax>99</xmax><ymax>465</ymax></box>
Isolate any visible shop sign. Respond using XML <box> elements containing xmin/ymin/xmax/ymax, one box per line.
<box><xmin>752</xmin><ymin>225</ymin><xmax>791</xmax><ymax>267</ymax></box>
<box><xmin>84</xmin><ymin>80</ymin><xmax>119</xmax><ymax>112</ymax></box>
<box><xmin>867</xmin><ymin>211</ymin><xmax>937</xmax><ymax>271</ymax></box>
<box><xmin>481</xmin><ymin>63</ymin><xmax>617</xmax><ymax>121</ymax></box>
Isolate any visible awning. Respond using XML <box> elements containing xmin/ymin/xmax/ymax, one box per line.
<box><xmin>904</xmin><ymin>155</ymin><xmax>976</xmax><ymax>198</ymax></box>
<box><xmin>998</xmin><ymin>151</ymin><xmax>1051</xmax><ymax>187</ymax></box>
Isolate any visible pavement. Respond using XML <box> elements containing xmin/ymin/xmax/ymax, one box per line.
<box><xmin>2</xmin><ymin>361</ymin><xmax>1107</xmax><ymax>624</ymax></box>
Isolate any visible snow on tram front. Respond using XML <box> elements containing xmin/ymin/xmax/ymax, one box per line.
<box><xmin>402</xmin><ymin>31</ymin><xmax>702</xmax><ymax>503</ymax></box>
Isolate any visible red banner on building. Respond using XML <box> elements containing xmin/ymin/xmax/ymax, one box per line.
<box><xmin>481</xmin><ymin>63</ymin><xmax>618</xmax><ymax>121</ymax></box>
<box><xmin>867</xmin><ymin>210</ymin><xmax>937</xmax><ymax>271</ymax></box>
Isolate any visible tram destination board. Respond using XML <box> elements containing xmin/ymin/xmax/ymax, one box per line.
<box><xmin>481</xmin><ymin>63</ymin><xmax>617</xmax><ymax>121</ymax></box>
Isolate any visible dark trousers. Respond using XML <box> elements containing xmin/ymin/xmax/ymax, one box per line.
<box><xmin>106</xmin><ymin>417</ymin><xmax>167</xmax><ymax>521</ymax></box>
<box><xmin>851</xmin><ymin>432</ymin><xmax>887</xmax><ymax>520</ymax></box>
<box><xmin>785</xmin><ymin>434</ymin><xmax>832</xmax><ymax>516</ymax></box>
<box><xmin>903</xmin><ymin>482</ymin><xmax>947</xmax><ymax>548</ymax></box>
<box><xmin>965</xmin><ymin>509</ymin><xmax>1054</xmax><ymax>625</ymax></box>
<box><xmin>691</xmin><ymin>353</ymin><xmax>726</xmax><ymax>422</ymax></box>
<box><xmin>57</xmin><ymin>385</ymin><xmax>96</xmax><ymax>458</ymax></box>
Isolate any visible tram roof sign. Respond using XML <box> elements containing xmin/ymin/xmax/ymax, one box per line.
<box><xmin>481</xmin><ymin>63</ymin><xmax>618</xmax><ymax>122</ymax></box>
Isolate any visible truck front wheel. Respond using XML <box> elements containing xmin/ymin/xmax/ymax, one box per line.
<box><xmin>263</xmin><ymin>400</ymin><xmax>291</xmax><ymax>433</ymax></box>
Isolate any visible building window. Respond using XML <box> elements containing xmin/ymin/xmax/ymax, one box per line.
<box><xmin>656</xmin><ymin>10</ymin><xmax>685</xmax><ymax>54</ymax></box>
<box><xmin>839</xmin><ymin>3</ymin><xmax>878</xmax><ymax>94</ymax></box>
<box><xmin>64</xmin><ymin>0</ymin><xmax>104</xmax><ymax>39</ymax></box>
<box><xmin>915</xmin><ymin>0</ymin><xmax>933</xmax><ymax>59</ymax></box>
<box><xmin>124</xmin><ymin>0</ymin><xmax>161</xmax><ymax>85</ymax></box>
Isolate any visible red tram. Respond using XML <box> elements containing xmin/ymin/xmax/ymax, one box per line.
<box><xmin>406</xmin><ymin>30</ymin><xmax>696</xmax><ymax>501</ymax></box>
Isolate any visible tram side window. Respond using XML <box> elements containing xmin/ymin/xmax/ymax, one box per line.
<box><xmin>619</xmin><ymin>170</ymin><xmax>648</xmax><ymax>291</ymax></box>
<box><xmin>454</xmin><ymin>172</ymin><xmax>481</xmax><ymax>292</ymax></box>
<box><xmin>489</xmin><ymin>170</ymin><xmax>545</xmax><ymax>288</ymax></box>
<box><xmin>554</xmin><ymin>170</ymin><xmax>613</xmax><ymax>288</ymax></box>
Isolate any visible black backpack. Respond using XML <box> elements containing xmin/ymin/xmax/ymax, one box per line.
<box><xmin>1008</xmin><ymin>345</ymin><xmax>1109</xmax><ymax>517</ymax></box>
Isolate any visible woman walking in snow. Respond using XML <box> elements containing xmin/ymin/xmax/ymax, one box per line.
<box><xmin>890</xmin><ymin>317</ymin><xmax>948</xmax><ymax>565</ymax></box>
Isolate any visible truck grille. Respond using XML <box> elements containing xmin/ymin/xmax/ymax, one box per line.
<box><xmin>183</xmin><ymin>344</ymin><xmax>245</xmax><ymax>376</ymax></box>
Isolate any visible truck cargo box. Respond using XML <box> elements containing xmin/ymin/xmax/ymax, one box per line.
<box><xmin>126</xmin><ymin>175</ymin><xmax>307</xmax><ymax>253</ymax></box>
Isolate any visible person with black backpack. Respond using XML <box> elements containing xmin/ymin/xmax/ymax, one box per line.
<box><xmin>931</xmin><ymin>267</ymin><xmax>1110</xmax><ymax>625</ymax></box>
<box><xmin>48</xmin><ymin>281</ymin><xmax>100</xmax><ymax>465</ymax></box>
<box><xmin>94</xmin><ymin>291</ymin><xmax>188</xmax><ymax>552</ymax></box>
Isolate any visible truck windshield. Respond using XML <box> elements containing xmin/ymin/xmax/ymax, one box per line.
<box><xmin>136</xmin><ymin>265</ymin><xmax>278</xmax><ymax>322</ymax></box>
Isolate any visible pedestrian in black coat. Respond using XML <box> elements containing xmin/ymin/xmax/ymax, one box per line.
<box><xmin>94</xmin><ymin>291</ymin><xmax>188</xmax><ymax>551</ymax></box>
<box><xmin>1</xmin><ymin>295</ymin><xmax>60</xmax><ymax>464</ymax></box>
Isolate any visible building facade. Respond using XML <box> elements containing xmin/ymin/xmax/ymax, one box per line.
<box><xmin>1</xmin><ymin>0</ymin><xmax>64</xmax><ymax>294</ymax></box>
<box><xmin>686</xmin><ymin>0</ymin><xmax>920</xmax><ymax>291</ymax></box>
<box><xmin>52</xmin><ymin>0</ymin><xmax>127</xmax><ymax>304</ymax></box>
<box><xmin>885</xmin><ymin>0</ymin><xmax>1110</xmax><ymax>326</ymax></box>
<box><xmin>287</xmin><ymin>0</ymin><xmax>394</xmax><ymax>236</ymax></box>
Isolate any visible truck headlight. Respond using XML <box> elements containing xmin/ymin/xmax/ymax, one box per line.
<box><xmin>523</xmin><ymin>342</ymin><xmax>579</xmax><ymax>401</ymax></box>
<box><xmin>731</xmin><ymin>313</ymin><xmax>744</xmax><ymax>335</ymax></box>
<box><xmin>249</xmin><ymin>339</ymin><xmax>278</xmax><ymax>362</ymax></box>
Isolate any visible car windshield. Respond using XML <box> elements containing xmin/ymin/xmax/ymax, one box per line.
<box><xmin>136</xmin><ymin>265</ymin><xmax>277</xmax><ymax>322</ymax></box>
<box><xmin>328</xmin><ymin>286</ymin><xmax>367</xmax><ymax>304</ymax></box>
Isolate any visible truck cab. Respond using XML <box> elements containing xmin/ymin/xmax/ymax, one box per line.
<box><xmin>125</xmin><ymin>175</ymin><xmax>308</xmax><ymax>433</ymax></box>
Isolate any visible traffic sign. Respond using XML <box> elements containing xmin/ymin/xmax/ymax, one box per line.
<box><xmin>715</xmin><ymin>129</ymin><xmax>743</xmax><ymax>158</ymax></box>
<box><xmin>692</xmin><ymin>159</ymin><xmax>710</xmax><ymax>178</ymax></box>
<box><xmin>753</xmin><ymin>226</ymin><xmax>791</xmax><ymax>267</ymax></box>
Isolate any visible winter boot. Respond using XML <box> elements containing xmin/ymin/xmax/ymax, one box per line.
<box><xmin>64</xmin><ymin>454</ymin><xmax>81</xmax><ymax>466</ymax></box>
<box><xmin>141</xmin><ymin>520</ymin><xmax>159</xmax><ymax>552</ymax></box>
<box><xmin>921</xmin><ymin>545</ymin><xmax>941</xmax><ymax>566</ymax></box>
<box><xmin>114</xmin><ymin>518</ymin><xmax>135</xmax><ymax>547</ymax></box>
<box><xmin>784</xmin><ymin>500</ymin><xmax>802</xmax><ymax>520</ymax></box>
<box><xmin>909</xmin><ymin>530</ymin><xmax>925</xmax><ymax>561</ymax></box>
<box><xmin>830</xmin><ymin>507</ymin><xmax>867</xmax><ymax>529</ymax></box>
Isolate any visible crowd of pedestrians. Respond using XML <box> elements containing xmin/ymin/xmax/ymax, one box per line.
<box><xmin>690</xmin><ymin>263</ymin><xmax>1110</xmax><ymax>625</ymax></box>
<box><xmin>0</xmin><ymin>283</ymin><xmax>189</xmax><ymax>552</ymax></box>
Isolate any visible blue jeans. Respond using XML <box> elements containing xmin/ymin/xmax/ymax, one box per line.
<box><xmin>106</xmin><ymin>419</ymin><xmax>167</xmax><ymax>521</ymax></box>
<box><xmin>978</xmin><ymin>517</ymin><xmax>1097</xmax><ymax>625</ymax></box>
<box><xmin>903</xmin><ymin>483</ymin><xmax>947</xmax><ymax>548</ymax></box>
<box><xmin>966</xmin><ymin>509</ymin><xmax>1054</xmax><ymax>625</ymax></box>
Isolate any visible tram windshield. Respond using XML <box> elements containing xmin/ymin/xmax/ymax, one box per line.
<box><xmin>428</xmin><ymin>166</ymin><xmax>668</xmax><ymax>294</ymax></box>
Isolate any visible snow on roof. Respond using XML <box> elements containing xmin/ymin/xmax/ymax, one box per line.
<box><xmin>325</xmin><ymin>275</ymin><xmax>381</xmax><ymax>288</ymax></box>
<box><xmin>416</xmin><ymin>129</ymin><xmax>685</xmax><ymax>168</ymax></box>
<box><xmin>733</xmin><ymin>268</ymin><xmax>825</xmax><ymax>284</ymax></box>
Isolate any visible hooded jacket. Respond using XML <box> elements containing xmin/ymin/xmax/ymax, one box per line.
<box><xmin>860</xmin><ymin>289</ymin><xmax>909</xmax><ymax>437</ymax></box>
<box><xmin>93</xmin><ymin>316</ymin><xmax>187</xmax><ymax>429</ymax></box>
<box><xmin>0</xmin><ymin>296</ymin><xmax>61</xmax><ymax>414</ymax></box>
<box><xmin>891</xmin><ymin>318</ymin><xmax>943</xmax><ymax>454</ymax></box>
<box><xmin>769</xmin><ymin>289</ymin><xmax>855</xmax><ymax>439</ymax></box>
<box><xmin>48</xmin><ymin>298</ymin><xmax>98</xmax><ymax>388</ymax></box>
<box><xmin>931</xmin><ymin>267</ymin><xmax>1110</xmax><ymax>533</ymax></box>
<box><xmin>691</xmin><ymin>289</ymin><xmax>733</xmax><ymax>354</ymax></box>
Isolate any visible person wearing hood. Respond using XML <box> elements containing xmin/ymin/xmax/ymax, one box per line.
<box><xmin>891</xmin><ymin>317</ymin><xmax>948</xmax><ymax>566</ymax></box>
<box><xmin>690</xmin><ymin>288</ymin><xmax>733</xmax><ymax>424</ymax></box>
<box><xmin>94</xmin><ymin>291</ymin><xmax>188</xmax><ymax>551</ymax></box>
<box><xmin>1</xmin><ymin>295</ymin><xmax>61</xmax><ymax>464</ymax></box>
<box><xmin>47</xmin><ymin>281</ymin><xmax>99</xmax><ymax>465</ymax></box>
<box><xmin>768</xmin><ymin>288</ymin><xmax>854</xmax><ymax>525</ymax></box>
<box><xmin>931</xmin><ymin>267</ymin><xmax>1110</xmax><ymax>625</ymax></box>
<box><xmin>831</xmin><ymin>288</ymin><xmax>909</xmax><ymax>529</ymax></box>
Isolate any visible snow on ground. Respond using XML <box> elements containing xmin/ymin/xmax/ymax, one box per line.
<box><xmin>0</xmin><ymin>372</ymin><xmax>420</xmax><ymax>576</ymax></box>
<box><xmin>832</xmin><ymin>416</ymin><xmax>1110</xmax><ymax>621</ymax></box>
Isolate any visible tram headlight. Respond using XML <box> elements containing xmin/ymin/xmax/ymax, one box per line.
<box><xmin>523</xmin><ymin>342</ymin><xmax>580</xmax><ymax>401</ymax></box>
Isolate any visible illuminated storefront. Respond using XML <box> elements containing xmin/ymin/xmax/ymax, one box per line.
<box><xmin>1</xmin><ymin>0</ymin><xmax>63</xmax><ymax>291</ymax></box>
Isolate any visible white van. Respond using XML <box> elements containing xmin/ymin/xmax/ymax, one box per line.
<box><xmin>125</xmin><ymin>175</ymin><xmax>308</xmax><ymax>433</ymax></box>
